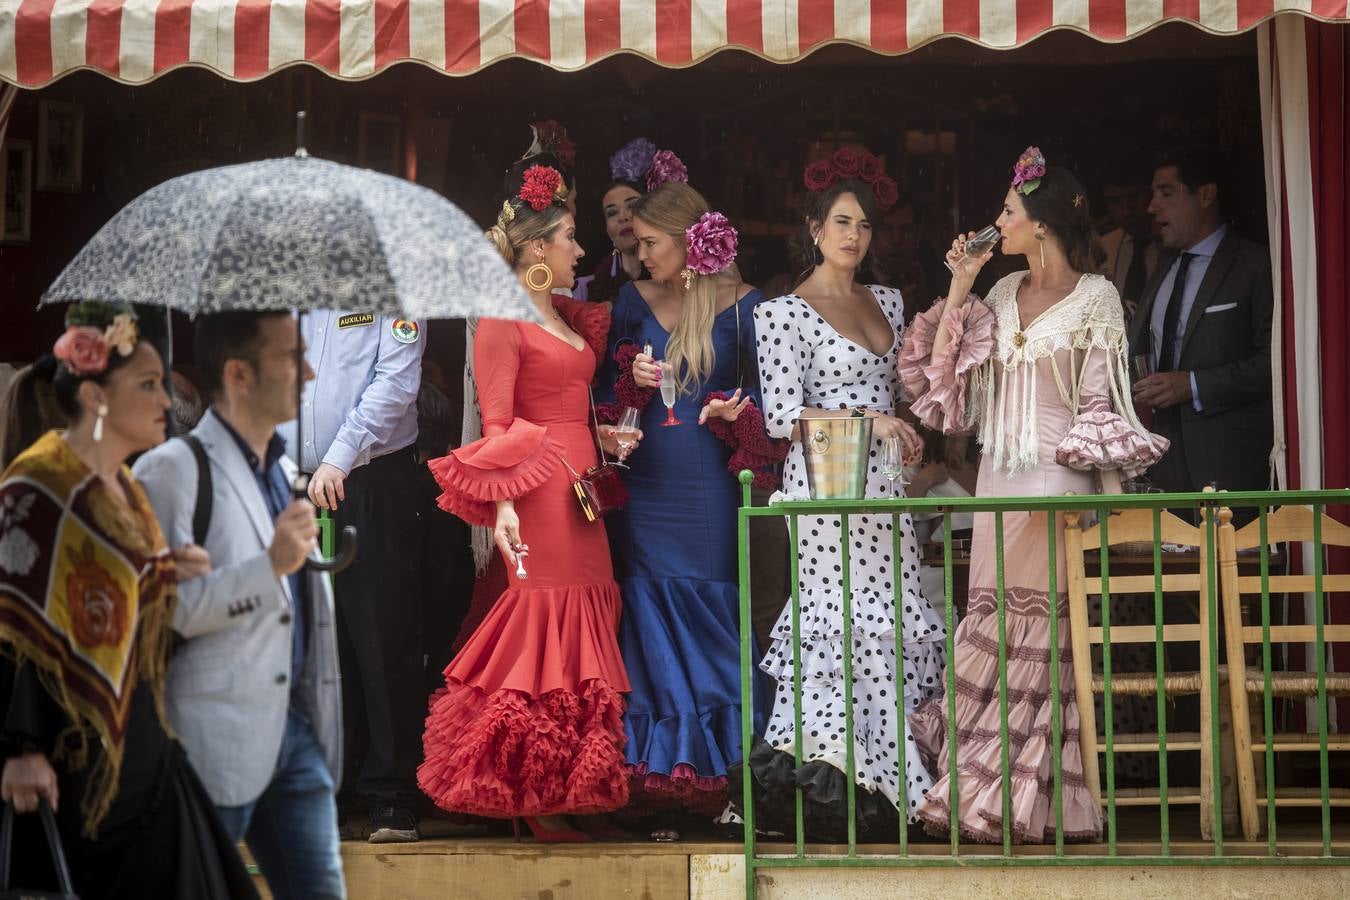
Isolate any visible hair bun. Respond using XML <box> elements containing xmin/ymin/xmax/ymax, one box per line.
<box><xmin>32</xmin><ymin>353</ymin><xmax>59</xmax><ymax>382</ymax></box>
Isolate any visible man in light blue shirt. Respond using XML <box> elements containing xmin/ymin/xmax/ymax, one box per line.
<box><xmin>1128</xmin><ymin>146</ymin><xmax>1273</xmax><ymax>500</ymax></box>
<box><xmin>297</xmin><ymin>309</ymin><xmax>427</xmax><ymax>843</ymax></box>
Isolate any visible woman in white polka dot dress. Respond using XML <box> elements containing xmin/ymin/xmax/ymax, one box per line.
<box><xmin>742</xmin><ymin>157</ymin><xmax>947</xmax><ymax>840</ymax></box>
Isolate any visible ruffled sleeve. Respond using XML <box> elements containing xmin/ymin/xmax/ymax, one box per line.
<box><xmin>428</xmin><ymin>419</ymin><xmax>563</xmax><ymax>526</ymax></box>
<box><xmin>897</xmin><ymin>297</ymin><xmax>995</xmax><ymax>435</ymax></box>
<box><xmin>427</xmin><ymin>318</ymin><xmax>562</xmax><ymax>526</ymax></box>
<box><xmin>1054</xmin><ymin>345</ymin><xmax>1170</xmax><ymax>479</ymax></box>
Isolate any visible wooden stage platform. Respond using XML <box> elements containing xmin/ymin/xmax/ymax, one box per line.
<box><xmin>248</xmin><ymin>811</ymin><xmax>1350</xmax><ymax>900</ymax></box>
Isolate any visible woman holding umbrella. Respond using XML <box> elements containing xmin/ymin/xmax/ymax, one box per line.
<box><xmin>0</xmin><ymin>301</ymin><xmax>258</xmax><ymax>898</ymax></box>
<box><xmin>419</xmin><ymin>164</ymin><xmax>635</xmax><ymax>842</ymax></box>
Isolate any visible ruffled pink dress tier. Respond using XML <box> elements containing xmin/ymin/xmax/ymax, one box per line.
<box><xmin>898</xmin><ymin>272</ymin><xmax>1167</xmax><ymax>843</ymax></box>
<box><xmin>419</xmin><ymin>298</ymin><xmax>632</xmax><ymax>819</ymax></box>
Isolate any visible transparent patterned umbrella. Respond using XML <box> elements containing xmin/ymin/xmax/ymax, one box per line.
<box><xmin>39</xmin><ymin>154</ymin><xmax>534</xmax><ymax>321</ymax></box>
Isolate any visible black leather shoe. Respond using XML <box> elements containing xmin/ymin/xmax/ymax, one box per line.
<box><xmin>368</xmin><ymin>805</ymin><xmax>420</xmax><ymax>843</ymax></box>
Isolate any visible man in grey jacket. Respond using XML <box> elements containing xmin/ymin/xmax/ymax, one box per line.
<box><xmin>134</xmin><ymin>312</ymin><xmax>345</xmax><ymax>900</ymax></box>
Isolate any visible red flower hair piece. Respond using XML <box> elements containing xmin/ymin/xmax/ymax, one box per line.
<box><xmin>531</xmin><ymin>120</ymin><xmax>577</xmax><ymax>168</ymax></box>
<box><xmin>519</xmin><ymin>165</ymin><xmax>564</xmax><ymax>212</ymax></box>
<box><xmin>801</xmin><ymin>147</ymin><xmax>898</xmax><ymax>211</ymax></box>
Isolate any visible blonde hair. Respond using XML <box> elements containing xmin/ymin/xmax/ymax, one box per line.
<box><xmin>632</xmin><ymin>183</ymin><xmax>741</xmax><ymax>396</ymax></box>
<box><xmin>485</xmin><ymin>199</ymin><xmax>570</xmax><ymax>269</ymax></box>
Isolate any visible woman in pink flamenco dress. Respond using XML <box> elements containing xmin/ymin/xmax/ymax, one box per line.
<box><xmin>898</xmin><ymin>149</ymin><xmax>1168</xmax><ymax>843</ymax></box>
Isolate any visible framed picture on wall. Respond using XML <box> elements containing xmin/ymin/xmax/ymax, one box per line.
<box><xmin>37</xmin><ymin>100</ymin><xmax>83</xmax><ymax>191</ymax></box>
<box><xmin>358</xmin><ymin>112</ymin><xmax>402</xmax><ymax>177</ymax></box>
<box><xmin>1</xmin><ymin>139</ymin><xmax>33</xmax><ymax>243</ymax></box>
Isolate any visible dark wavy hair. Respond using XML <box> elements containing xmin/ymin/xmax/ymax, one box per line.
<box><xmin>1019</xmin><ymin>167</ymin><xmax>1106</xmax><ymax>275</ymax></box>
<box><xmin>791</xmin><ymin>178</ymin><xmax>885</xmax><ymax>288</ymax></box>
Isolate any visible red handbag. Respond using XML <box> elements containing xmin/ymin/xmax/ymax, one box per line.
<box><xmin>558</xmin><ymin>455</ymin><xmax>629</xmax><ymax>522</ymax></box>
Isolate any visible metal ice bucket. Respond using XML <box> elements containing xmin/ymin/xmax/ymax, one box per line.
<box><xmin>798</xmin><ymin>413</ymin><xmax>874</xmax><ymax>500</ymax></box>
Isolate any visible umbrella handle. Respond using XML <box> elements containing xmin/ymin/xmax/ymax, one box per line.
<box><xmin>308</xmin><ymin>525</ymin><xmax>357</xmax><ymax>574</ymax></box>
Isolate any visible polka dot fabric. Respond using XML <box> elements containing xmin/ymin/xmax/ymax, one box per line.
<box><xmin>751</xmin><ymin>286</ymin><xmax>947</xmax><ymax>823</ymax></box>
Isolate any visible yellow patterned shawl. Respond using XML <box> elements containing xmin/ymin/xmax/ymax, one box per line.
<box><xmin>0</xmin><ymin>431</ymin><xmax>176</xmax><ymax>836</ymax></box>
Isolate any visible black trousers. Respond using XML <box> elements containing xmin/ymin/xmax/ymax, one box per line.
<box><xmin>332</xmin><ymin>446</ymin><xmax>426</xmax><ymax>808</ymax></box>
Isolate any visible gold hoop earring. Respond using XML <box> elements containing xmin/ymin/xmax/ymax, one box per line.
<box><xmin>525</xmin><ymin>263</ymin><xmax>554</xmax><ymax>292</ymax></box>
<box><xmin>92</xmin><ymin>403</ymin><xmax>109</xmax><ymax>443</ymax></box>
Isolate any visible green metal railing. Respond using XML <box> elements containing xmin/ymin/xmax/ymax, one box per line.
<box><xmin>735</xmin><ymin>474</ymin><xmax>1350</xmax><ymax>897</ymax></box>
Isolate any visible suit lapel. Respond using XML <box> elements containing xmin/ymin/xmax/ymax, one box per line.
<box><xmin>1130</xmin><ymin>248</ymin><xmax>1177</xmax><ymax>352</ymax></box>
<box><xmin>195</xmin><ymin>411</ymin><xmax>277</xmax><ymax>552</ymax></box>
<box><xmin>1178</xmin><ymin>232</ymin><xmax>1238</xmax><ymax>363</ymax></box>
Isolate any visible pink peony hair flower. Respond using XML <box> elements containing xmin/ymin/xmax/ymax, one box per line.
<box><xmin>685</xmin><ymin>211</ymin><xmax>738</xmax><ymax>276</ymax></box>
<box><xmin>646</xmin><ymin>150</ymin><xmax>689</xmax><ymax>190</ymax></box>
<box><xmin>1012</xmin><ymin>146</ymin><xmax>1047</xmax><ymax>195</ymax></box>
<box><xmin>54</xmin><ymin>326</ymin><xmax>111</xmax><ymax>377</ymax></box>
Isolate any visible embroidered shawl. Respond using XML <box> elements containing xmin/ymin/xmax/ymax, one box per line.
<box><xmin>0</xmin><ymin>431</ymin><xmax>176</xmax><ymax>835</ymax></box>
<box><xmin>971</xmin><ymin>272</ymin><xmax>1157</xmax><ymax>474</ymax></box>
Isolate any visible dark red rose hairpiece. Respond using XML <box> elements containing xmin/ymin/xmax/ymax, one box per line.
<box><xmin>802</xmin><ymin>148</ymin><xmax>899</xmax><ymax>212</ymax></box>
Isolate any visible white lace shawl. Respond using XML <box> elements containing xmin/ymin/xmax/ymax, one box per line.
<box><xmin>970</xmin><ymin>272</ymin><xmax>1148</xmax><ymax>474</ymax></box>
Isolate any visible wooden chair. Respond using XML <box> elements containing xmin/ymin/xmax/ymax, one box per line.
<box><xmin>1065</xmin><ymin>502</ymin><xmax>1236</xmax><ymax>839</ymax></box>
<box><xmin>1217</xmin><ymin>503</ymin><xmax>1350</xmax><ymax>840</ymax></box>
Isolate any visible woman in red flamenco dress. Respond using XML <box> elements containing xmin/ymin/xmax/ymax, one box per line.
<box><xmin>419</xmin><ymin>165</ymin><xmax>635</xmax><ymax>842</ymax></box>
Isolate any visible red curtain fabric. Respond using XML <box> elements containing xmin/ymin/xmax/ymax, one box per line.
<box><xmin>1305</xmin><ymin>20</ymin><xmax>1349</xmax><ymax>721</ymax></box>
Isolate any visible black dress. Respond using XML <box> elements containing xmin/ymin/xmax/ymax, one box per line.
<box><xmin>1</xmin><ymin>660</ymin><xmax>259</xmax><ymax>899</ymax></box>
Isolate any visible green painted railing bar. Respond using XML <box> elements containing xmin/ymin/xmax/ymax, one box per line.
<box><xmin>943</xmin><ymin>511</ymin><xmax>959</xmax><ymax>856</ymax></box>
<box><xmin>1259</xmin><ymin>509</ymin><xmax>1277</xmax><ymax>854</ymax></box>
<box><xmin>995</xmin><ymin>511</ymin><xmax>1012</xmax><ymax>855</ymax></box>
<box><xmin>1098</xmin><ymin>513</ymin><xmax>1118</xmax><ymax>853</ymax></box>
<box><xmin>1204</xmin><ymin>507</ymin><xmax>1223</xmax><ymax>857</ymax></box>
<box><xmin>1313</xmin><ymin>506</ymin><xmax>1330</xmax><ymax>856</ymax></box>
<box><xmin>891</xmin><ymin>514</ymin><xmax>909</xmax><ymax>857</ymax></box>
<box><xmin>1046</xmin><ymin>511</ymin><xmax>1064</xmax><ymax>857</ymax></box>
<box><xmin>730</xmin><ymin>481</ymin><xmax>1350</xmax><ymax>891</ymax></box>
<box><xmin>1151</xmin><ymin>508</ymin><xmax>1171</xmax><ymax>856</ymax></box>
<box><xmin>840</xmin><ymin>513</ymin><xmax>857</xmax><ymax>856</ymax></box>
<box><xmin>737</xmin><ymin>472</ymin><xmax>757</xmax><ymax>900</ymax></box>
<box><xmin>790</xmin><ymin>512</ymin><xmax>805</xmax><ymax>858</ymax></box>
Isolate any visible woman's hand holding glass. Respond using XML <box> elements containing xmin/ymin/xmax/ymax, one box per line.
<box><xmin>596</xmin><ymin>420</ymin><xmax>643</xmax><ymax>462</ymax></box>
<box><xmin>945</xmin><ymin>228</ymin><xmax>997</xmax><ymax>285</ymax></box>
<box><xmin>868</xmin><ymin>412</ymin><xmax>924</xmax><ymax>465</ymax></box>
<box><xmin>699</xmin><ymin>388</ymin><xmax>751</xmax><ymax>425</ymax></box>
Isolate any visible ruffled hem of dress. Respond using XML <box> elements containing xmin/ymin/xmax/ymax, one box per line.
<box><xmin>625</xmin><ymin>763</ymin><xmax>729</xmax><ymax>816</ymax></box>
<box><xmin>905</xmin><ymin>598</ymin><xmax>1103</xmax><ymax>845</ymax></box>
<box><xmin>1054</xmin><ymin>408</ymin><xmax>1170</xmax><ymax>479</ymax></box>
<box><xmin>418</xmin><ymin>678</ymin><xmax>629</xmax><ymax>818</ymax></box>
<box><xmin>898</xmin><ymin>297</ymin><xmax>995</xmax><ymax>435</ymax></box>
<box><xmin>728</xmin><ymin>740</ymin><xmax>911</xmax><ymax>842</ymax></box>
<box><xmin>428</xmin><ymin>419</ymin><xmax>563</xmax><ymax>527</ymax></box>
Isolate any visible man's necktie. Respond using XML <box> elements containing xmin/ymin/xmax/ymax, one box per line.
<box><xmin>1157</xmin><ymin>252</ymin><xmax>1195</xmax><ymax>372</ymax></box>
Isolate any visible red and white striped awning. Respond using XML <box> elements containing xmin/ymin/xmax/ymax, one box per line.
<box><xmin>1</xmin><ymin>0</ymin><xmax>1348</xmax><ymax>87</ymax></box>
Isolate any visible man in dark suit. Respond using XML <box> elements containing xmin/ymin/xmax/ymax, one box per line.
<box><xmin>1129</xmin><ymin>146</ymin><xmax>1274</xmax><ymax>497</ymax></box>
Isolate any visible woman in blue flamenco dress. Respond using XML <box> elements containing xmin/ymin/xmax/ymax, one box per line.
<box><xmin>597</xmin><ymin>183</ymin><xmax>782</xmax><ymax>821</ymax></box>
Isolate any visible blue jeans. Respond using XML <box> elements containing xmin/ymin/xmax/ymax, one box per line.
<box><xmin>217</xmin><ymin>708</ymin><xmax>346</xmax><ymax>900</ymax></box>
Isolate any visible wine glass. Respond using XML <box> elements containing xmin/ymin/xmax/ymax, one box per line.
<box><xmin>880</xmin><ymin>436</ymin><xmax>909</xmax><ymax>487</ymax></box>
<box><xmin>659</xmin><ymin>360</ymin><xmax>681</xmax><ymax>426</ymax></box>
<box><xmin>943</xmin><ymin>225</ymin><xmax>1001</xmax><ymax>274</ymax></box>
<box><xmin>1131</xmin><ymin>353</ymin><xmax>1153</xmax><ymax>383</ymax></box>
<box><xmin>613</xmin><ymin>407</ymin><xmax>641</xmax><ymax>464</ymax></box>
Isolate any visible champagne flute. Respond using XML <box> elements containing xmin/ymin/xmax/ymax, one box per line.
<box><xmin>880</xmin><ymin>435</ymin><xmax>909</xmax><ymax>487</ymax></box>
<box><xmin>613</xmin><ymin>407</ymin><xmax>641</xmax><ymax>464</ymax></box>
<box><xmin>1131</xmin><ymin>353</ymin><xmax>1153</xmax><ymax>383</ymax></box>
<box><xmin>659</xmin><ymin>360</ymin><xmax>682</xmax><ymax>426</ymax></box>
<box><xmin>943</xmin><ymin>225</ymin><xmax>1001</xmax><ymax>274</ymax></box>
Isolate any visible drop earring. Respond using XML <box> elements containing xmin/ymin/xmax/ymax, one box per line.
<box><xmin>1036</xmin><ymin>232</ymin><xmax>1046</xmax><ymax>269</ymax></box>
<box><xmin>92</xmin><ymin>403</ymin><xmax>109</xmax><ymax>443</ymax></box>
<box><xmin>812</xmin><ymin>234</ymin><xmax>824</xmax><ymax>266</ymax></box>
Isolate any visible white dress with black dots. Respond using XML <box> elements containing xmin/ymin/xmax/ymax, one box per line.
<box><xmin>752</xmin><ymin>285</ymin><xmax>948</xmax><ymax>822</ymax></box>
